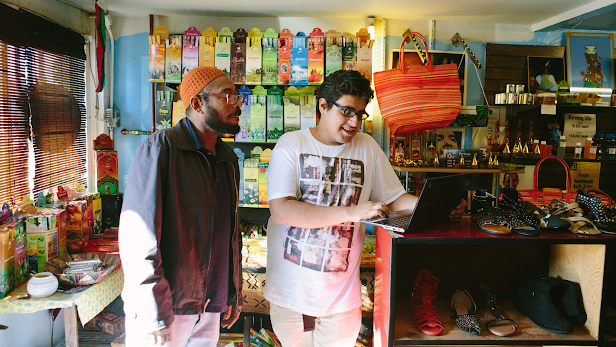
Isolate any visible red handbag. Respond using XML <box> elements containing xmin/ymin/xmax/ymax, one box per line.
<box><xmin>517</xmin><ymin>156</ymin><xmax>576</xmax><ymax>206</ymax></box>
<box><xmin>373</xmin><ymin>32</ymin><xmax>461</xmax><ymax>135</ymax></box>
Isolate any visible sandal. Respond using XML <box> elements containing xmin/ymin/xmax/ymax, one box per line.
<box><xmin>479</xmin><ymin>284</ymin><xmax>517</xmax><ymax>336</ymax></box>
<box><xmin>472</xmin><ymin>190</ymin><xmax>511</xmax><ymax>235</ymax></box>
<box><xmin>410</xmin><ymin>269</ymin><xmax>443</xmax><ymax>335</ymax></box>
<box><xmin>548</xmin><ymin>199</ymin><xmax>600</xmax><ymax>235</ymax></box>
<box><xmin>524</xmin><ymin>201</ymin><xmax>570</xmax><ymax>230</ymax></box>
<box><xmin>576</xmin><ymin>190</ymin><xmax>616</xmax><ymax>234</ymax></box>
<box><xmin>499</xmin><ymin>188</ymin><xmax>540</xmax><ymax>236</ymax></box>
<box><xmin>451</xmin><ymin>289</ymin><xmax>483</xmax><ymax>335</ymax></box>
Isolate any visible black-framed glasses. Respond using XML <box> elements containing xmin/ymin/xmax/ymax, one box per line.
<box><xmin>330</xmin><ymin>101</ymin><xmax>369</xmax><ymax>120</ymax></box>
<box><xmin>198</xmin><ymin>93</ymin><xmax>244</xmax><ymax>105</ymax></box>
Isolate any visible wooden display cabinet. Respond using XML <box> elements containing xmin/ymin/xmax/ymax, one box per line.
<box><xmin>374</xmin><ymin>218</ymin><xmax>616</xmax><ymax>347</ymax></box>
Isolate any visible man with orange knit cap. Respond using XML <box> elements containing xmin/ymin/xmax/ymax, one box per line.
<box><xmin>120</xmin><ymin>67</ymin><xmax>243</xmax><ymax>346</ymax></box>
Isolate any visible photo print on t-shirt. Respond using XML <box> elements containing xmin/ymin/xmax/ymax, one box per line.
<box><xmin>282</xmin><ymin>153</ymin><xmax>365</xmax><ymax>273</ymax></box>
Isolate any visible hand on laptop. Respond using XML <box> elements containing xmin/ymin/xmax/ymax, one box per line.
<box><xmin>449</xmin><ymin>199</ymin><xmax>468</xmax><ymax>221</ymax></box>
<box><xmin>351</xmin><ymin>201</ymin><xmax>390</xmax><ymax>221</ymax></box>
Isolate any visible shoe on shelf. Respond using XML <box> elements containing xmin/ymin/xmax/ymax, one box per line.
<box><xmin>499</xmin><ymin>187</ymin><xmax>540</xmax><ymax>236</ymax></box>
<box><xmin>410</xmin><ymin>269</ymin><xmax>443</xmax><ymax>335</ymax></box>
<box><xmin>472</xmin><ymin>189</ymin><xmax>511</xmax><ymax>235</ymax></box>
<box><xmin>451</xmin><ymin>289</ymin><xmax>483</xmax><ymax>335</ymax></box>
<box><xmin>478</xmin><ymin>284</ymin><xmax>517</xmax><ymax>337</ymax></box>
<box><xmin>525</xmin><ymin>201</ymin><xmax>571</xmax><ymax>230</ymax></box>
<box><xmin>516</xmin><ymin>274</ymin><xmax>573</xmax><ymax>334</ymax></box>
<box><xmin>576</xmin><ymin>190</ymin><xmax>616</xmax><ymax>234</ymax></box>
<box><xmin>548</xmin><ymin>199</ymin><xmax>600</xmax><ymax>235</ymax></box>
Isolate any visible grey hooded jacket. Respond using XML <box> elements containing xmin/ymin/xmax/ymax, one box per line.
<box><xmin>119</xmin><ymin>117</ymin><xmax>242</xmax><ymax>333</ymax></box>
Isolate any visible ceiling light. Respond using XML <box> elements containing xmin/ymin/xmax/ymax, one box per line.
<box><xmin>367</xmin><ymin>16</ymin><xmax>375</xmax><ymax>41</ymax></box>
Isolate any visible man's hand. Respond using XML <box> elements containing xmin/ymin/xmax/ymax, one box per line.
<box><xmin>449</xmin><ymin>199</ymin><xmax>468</xmax><ymax>220</ymax></box>
<box><xmin>146</xmin><ymin>326</ymin><xmax>172</xmax><ymax>346</ymax></box>
<box><xmin>221</xmin><ymin>306</ymin><xmax>240</xmax><ymax>329</ymax></box>
<box><xmin>349</xmin><ymin>201</ymin><xmax>390</xmax><ymax>221</ymax></box>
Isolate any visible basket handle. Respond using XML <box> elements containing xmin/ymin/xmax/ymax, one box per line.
<box><xmin>533</xmin><ymin>155</ymin><xmax>572</xmax><ymax>192</ymax></box>
<box><xmin>398</xmin><ymin>32</ymin><xmax>432</xmax><ymax>73</ymax></box>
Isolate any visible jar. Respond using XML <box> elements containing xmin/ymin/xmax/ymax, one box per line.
<box><xmin>606</xmin><ymin>134</ymin><xmax>616</xmax><ymax>160</ymax></box>
<box><xmin>574</xmin><ymin>143</ymin><xmax>582</xmax><ymax>159</ymax></box>
<box><xmin>557</xmin><ymin>136</ymin><xmax>566</xmax><ymax>158</ymax></box>
<box><xmin>593</xmin><ymin>134</ymin><xmax>605</xmax><ymax>160</ymax></box>
<box><xmin>27</xmin><ymin>272</ymin><xmax>59</xmax><ymax>298</ymax></box>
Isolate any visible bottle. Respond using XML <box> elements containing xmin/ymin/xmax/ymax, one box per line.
<box><xmin>584</xmin><ymin>137</ymin><xmax>592</xmax><ymax>159</ymax></box>
<box><xmin>471</xmin><ymin>127</ymin><xmax>489</xmax><ymax>160</ymax></box>
<box><xmin>593</xmin><ymin>134</ymin><xmax>605</xmax><ymax>160</ymax></box>
<box><xmin>606</xmin><ymin>134</ymin><xmax>616</xmax><ymax>160</ymax></box>
<box><xmin>557</xmin><ymin>136</ymin><xmax>566</xmax><ymax>158</ymax></box>
<box><xmin>574</xmin><ymin>143</ymin><xmax>582</xmax><ymax>159</ymax></box>
<box><xmin>540</xmin><ymin>140</ymin><xmax>547</xmax><ymax>158</ymax></box>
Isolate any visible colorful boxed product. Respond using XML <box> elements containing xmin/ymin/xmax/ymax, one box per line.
<box><xmin>356</xmin><ymin>28</ymin><xmax>374</xmax><ymax>82</ymax></box>
<box><xmin>258</xmin><ymin>162</ymin><xmax>268</xmax><ymax>207</ymax></box>
<box><xmin>215</xmin><ymin>27</ymin><xmax>232</xmax><ymax>77</ymax></box>
<box><xmin>246</xmin><ymin>28</ymin><xmax>263</xmax><ymax>85</ymax></box>
<box><xmin>236</xmin><ymin>87</ymin><xmax>252</xmax><ymax>142</ymax></box>
<box><xmin>243</xmin><ymin>158</ymin><xmax>259</xmax><ymax>206</ymax></box>
<box><xmin>65</xmin><ymin>200</ymin><xmax>88</xmax><ymax>232</ymax></box>
<box><xmin>94</xmin><ymin>133</ymin><xmax>114</xmax><ymax>150</ymax></box>
<box><xmin>277</xmin><ymin>29</ymin><xmax>293</xmax><ymax>85</ymax></box>
<box><xmin>230</xmin><ymin>28</ymin><xmax>247</xmax><ymax>84</ymax></box>
<box><xmin>300</xmin><ymin>95</ymin><xmax>317</xmax><ymax>130</ymax></box>
<box><xmin>283</xmin><ymin>90</ymin><xmax>301</xmax><ymax>133</ymax></box>
<box><xmin>342</xmin><ymin>34</ymin><xmax>357</xmax><ymax>71</ymax></box>
<box><xmin>2</xmin><ymin>220</ymin><xmax>26</xmax><ymax>286</ymax></box>
<box><xmin>250</xmin><ymin>90</ymin><xmax>267</xmax><ymax>142</ymax></box>
<box><xmin>261</xmin><ymin>28</ymin><xmax>278</xmax><ymax>85</ymax></box>
<box><xmin>44</xmin><ymin>208</ymin><xmax>67</xmax><ymax>257</ymax></box>
<box><xmin>325</xmin><ymin>30</ymin><xmax>343</xmax><ymax>76</ymax></box>
<box><xmin>0</xmin><ymin>225</ymin><xmax>15</xmax><ymax>297</ymax></box>
<box><xmin>96</xmin><ymin>150</ymin><xmax>119</xmax><ymax>194</ymax></box>
<box><xmin>233</xmin><ymin>148</ymin><xmax>245</xmax><ymax>205</ymax></box>
<box><xmin>86</xmin><ymin>308</ymin><xmax>125</xmax><ymax>337</ymax></box>
<box><xmin>172</xmin><ymin>100</ymin><xmax>186</xmax><ymax>127</ymax></box>
<box><xmin>291</xmin><ymin>32</ymin><xmax>308</xmax><ymax>85</ymax></box>
<box><xmin>164</xmin><ymin>35</ymin><xmax>182</xmax><ymax>84</ymax></box>
<box><xmin>267</xmin><ymin>95</ymin><xmax>283</xmax><ymax>142</ymax></box>
<box><xmin>25</xmin><ymin>222</ymin><xmax>58</xmax><ymax>274</ymax></box>
<box><xmin>308</xmin><ymin>28</ymin><xmax>325</xmax><ymax>85</ymax></box>
<box><xmin>198</xmin><ymin>27</ymin><xmax>216</xmax><ymax>68</ymax></box>
<box><xmin>148</xmin><ymin>25</ymin><xmax>168</xmax><ymax>83</ymax></box>
<box><xmin>181</xmin><ymin>27</ymin><xmax>200</xmax><ymax>79</ymax></box>
<box><xmin>155</xmin><ymin>90</ymin><xmax>174</xmax><ymax>130</ymax></box>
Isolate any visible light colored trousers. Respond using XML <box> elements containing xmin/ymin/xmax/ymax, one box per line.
<box><xmin>125</xmin><ymin>312</ymin><xmax>221</xmax><ymax>347</ymax></box>
<box><xmin>269</xmin><ymin>303</ymin><xmax>362</xmax><ymax>347</ymax></box>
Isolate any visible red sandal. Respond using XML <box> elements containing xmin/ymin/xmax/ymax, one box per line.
<box><xmin>411</xmin><ymin>269</ymin><xmax>443</xmax><ymax>335</ymax></box>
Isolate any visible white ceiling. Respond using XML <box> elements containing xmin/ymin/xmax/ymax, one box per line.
<box><xmin>68</xmin><ymin>0</ymin><xmax>616</xmax><ymax>31</ymax></box>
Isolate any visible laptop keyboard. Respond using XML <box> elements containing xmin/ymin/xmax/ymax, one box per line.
<box><xmin>365</xmin><ymin>215</ymin><xmax>411</xmax><ymax>229</ymax></box>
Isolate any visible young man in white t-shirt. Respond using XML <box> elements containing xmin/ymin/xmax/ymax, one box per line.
<box><xmin>265</xmin><ymin>70</ymin><xmax>466</xmax><ymax>346</ymax></box>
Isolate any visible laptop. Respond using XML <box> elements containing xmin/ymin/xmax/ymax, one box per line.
<box><xmin>360</xmin><ymin>174</ymin><xmax>471</xmax><ymax>233</ymax></box>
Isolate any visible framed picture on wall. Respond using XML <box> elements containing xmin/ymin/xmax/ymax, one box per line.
<box><xmin>566</xmin><ymin>32</ymin><xmax>614</xmax><ymax>90</ymax></box>
<box><xmin>389</xmin><ymin>49</ymin><xmax>468</xmax><ymax>105</ymax></box>
<box><xmin>527</xmin><ymin>57</ymin><xmax>566</xmax><ymax>93</ymax></box>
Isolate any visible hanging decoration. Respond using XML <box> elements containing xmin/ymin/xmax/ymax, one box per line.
<box><xmin>95</xmin><ymin>1</ymin><xmax>106</xmax><ymax>93</ymax></box>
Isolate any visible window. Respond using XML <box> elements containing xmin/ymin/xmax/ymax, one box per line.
<box><xmin>0</xmin><ymin>3</ymin><xmax>87</xmax><ymax>206</ymax></box>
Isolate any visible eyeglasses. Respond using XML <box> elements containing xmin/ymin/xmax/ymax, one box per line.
<box><xmin>330</xmin><ymin>101</ymin><xmax>369</xmax><ymax>120</ymax></box>
<box><xmin>198</xmin><ymin>93</ymin><xmax>244</xmax><ymax>105</ymax></box>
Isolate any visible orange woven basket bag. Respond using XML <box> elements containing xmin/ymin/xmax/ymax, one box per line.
<box><xmin>373</xmin><ymin>32</ymin><xmax>461</xmax><ymax>135</ymax></box>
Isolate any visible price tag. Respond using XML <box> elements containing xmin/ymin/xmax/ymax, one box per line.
<box><xmin>541</xmin><ymin>104</ymin><xmax>557</xmax><ymax>115</ymax></box>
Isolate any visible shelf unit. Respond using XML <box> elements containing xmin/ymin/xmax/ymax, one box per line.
<box><xmin>373</xmin><ymin>218</ymin><xmax>616</xmax><ymax>347</ymax></box>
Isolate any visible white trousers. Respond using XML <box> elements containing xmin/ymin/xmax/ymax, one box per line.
<box><xmin>125</xmin><ymin>312</ymin><xmax>221</xmax><ymax>347</ymax></box>
<box><xmin>269</xmin><ymin>303</ymin><xmax>361</xmax><ymax>347</ymax></box>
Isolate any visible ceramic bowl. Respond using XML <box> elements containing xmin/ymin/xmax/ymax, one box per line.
<box><xmin>27</xmin><ymin>272</ymin><xmax>59</xmax><ymax>298</ymax></box>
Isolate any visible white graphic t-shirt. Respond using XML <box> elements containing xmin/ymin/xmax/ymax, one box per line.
<box><xmin>264</xmin><ymin>128</ymin><xmax>405</xmax><ymax>316</ymax></box>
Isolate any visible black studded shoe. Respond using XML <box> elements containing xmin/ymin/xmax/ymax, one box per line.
<box><xmin>576</xmin><ymin>190</ymin><xmax>616</xmax><ymax>234</ymax></box>
<box><xmin>499</xmin><ymin>187</ymin><xmax>540</xmax><ymax>236</ymax></box>
<box><xmin>472</xmin><ymin>190</ymin><xmax>511</xmax><ymax>235</ymax></box>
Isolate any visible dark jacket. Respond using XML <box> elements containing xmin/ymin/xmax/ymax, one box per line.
<box><xmin>119</xmin><ymin>117</ymin><xmax>242</xmax><ymax>333</ymax></box>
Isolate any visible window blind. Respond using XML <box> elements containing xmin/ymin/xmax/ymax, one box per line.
<box><xmin>0</xmin><ymin>3</ymin><xmax>87</xmax><ymax>206</ymax></box>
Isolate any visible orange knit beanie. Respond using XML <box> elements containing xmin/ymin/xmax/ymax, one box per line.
<box><xmin>179</xmin><ymin>67</ymin><xmax>227</xmax><ymax>110</ymax></box>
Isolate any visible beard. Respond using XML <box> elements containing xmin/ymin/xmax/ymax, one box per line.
<box><xmin>203</xmin><ymin>101</ymin><xmax>241</xmax><ymax>135</ymax></box>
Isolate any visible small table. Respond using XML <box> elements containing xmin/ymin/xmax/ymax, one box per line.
<box><xmin>0</xmin><ymin>268</ymin><xmax>124</xmax><ymax>347</ymax></box>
